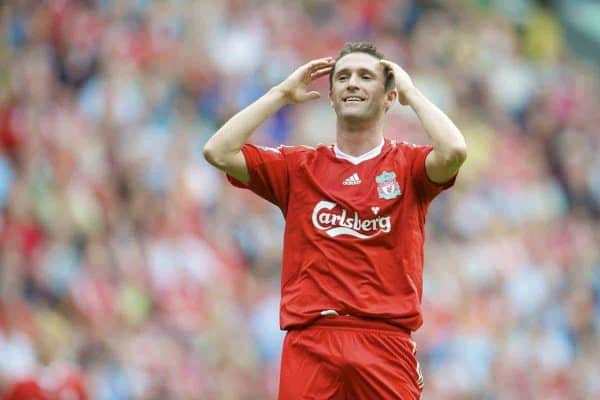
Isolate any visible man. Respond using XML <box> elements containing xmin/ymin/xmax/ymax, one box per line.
<box><xmin>204</xmin><ymin>42</ymin><xmax>466</xmax><ymax>399</ymax></box>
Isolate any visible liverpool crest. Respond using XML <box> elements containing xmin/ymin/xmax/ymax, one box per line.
<box><xmin>376</xmin><ymin>171</ymin><xmax>401</xmax><ymax>200</ymax></box>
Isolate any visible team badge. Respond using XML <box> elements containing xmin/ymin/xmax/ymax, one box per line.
<box><xmin>376</xmin><ymin>171</ymin><xmax>401</xmax><ymax>200</ymax></box>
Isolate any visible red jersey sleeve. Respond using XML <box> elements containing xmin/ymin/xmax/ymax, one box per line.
<box><xmin>226</xmin><ymin>144</ymin><xmax>290</xmax><ymax>213</ymax></box>
<box><xmin>407</xmin><ymin>144</ymin><xmax>457</xmax><ymax>203</ymax></box>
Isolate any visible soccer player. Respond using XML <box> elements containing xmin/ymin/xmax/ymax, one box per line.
<box><xmin>204</xmin><ymin>42</ymin><xmax>467</xmax><ymax>399</ymax></box>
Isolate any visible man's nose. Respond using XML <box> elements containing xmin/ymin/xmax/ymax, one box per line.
<box><xmin>347</xmin><ymin>73</ymin><xmax>359</xmax><ymax>89</ymax></box>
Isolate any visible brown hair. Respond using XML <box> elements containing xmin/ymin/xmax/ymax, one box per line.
<box><xmin>329</xmin><ymin>42</ymin><xmax>395</xmax><ymax>92</ymax></box>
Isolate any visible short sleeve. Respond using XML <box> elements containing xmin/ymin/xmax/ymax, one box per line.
<box><xmin>408</xmin><ymin>144</ymin><xmax>457</xmax><ymax>203</ymax></box>
<box><xmin>226</xmin><ymin>144</ymin><xmax>290</xmax><ymax>213</ymax></box>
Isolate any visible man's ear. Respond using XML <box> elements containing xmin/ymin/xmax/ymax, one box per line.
<box><xmin>329</xmin><ymin>91</ymin><xmax>334</xmax><ymax>107</ymax></box>
<box><xmin>384</xmin><ymin>89</ymin><xmax>398</xmax><ymax>112</ymax></box>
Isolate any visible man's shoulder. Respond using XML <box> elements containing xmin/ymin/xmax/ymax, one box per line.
<box><xmin>389</xmin><ymin>139</ymin><xmax>423</xmax><ymax>150</ymax></box>
<box><xmin>387</xmin><ymin>139</ymin><xmax>431</xmax><ymax>159</ymax></box>
<box><xmin>256</xmin><ymin>143</ymin><xmax>331</xmax><ymax>158</ymax></box>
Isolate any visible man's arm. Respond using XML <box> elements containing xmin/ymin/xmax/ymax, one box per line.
<box><xmin>381</xmin><ymin>60</ymin><xmax>467</xmax><ymax>184</ymax></box>
<box><xmin>203</xmin><ymin>88</ymin><xmax>288</xmax><ymax>183</ymax></box>
<box><xmin>203</xmin><ymin>57</ymin><xmax>335</xmax><ymax>183</ymax></box>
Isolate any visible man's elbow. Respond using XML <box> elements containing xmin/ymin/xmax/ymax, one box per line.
<box><xmin>450</xmin><ymin>143</ymin><xmax>467</xmax><ymax>166</ymax></box>
<box><xmin>203</xmin><ymin>141</ymin><xmax>223</xmax><ymax>168</ymax></box>
<box><xmin>437</xmin><ymin>143</ymin><xmax>466</xmax><ymax>166</ymax></box>
<box><xmin>203</xmin><ymin>141</ymin><xmax>241</xmax><ymax>171</ymax></box>
<box><xmin>435</xmin><ymin>145</ymin><xmax>466</xmax><ymax>174</ymax></box>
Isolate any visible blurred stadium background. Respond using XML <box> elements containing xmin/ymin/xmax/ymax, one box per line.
<box><xmin>0</xmin><ymin>0</ymin><xmax>599</xmax><ymax>399</ymax></box>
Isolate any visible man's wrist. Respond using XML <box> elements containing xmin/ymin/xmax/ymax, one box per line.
<box><xmin>269</xmin><ymin>85</ymin><xmax>292</xmax><ymax>106</ymax></box>
<box><xmin>402</xmin><ymin>86</ymin><xmax>421</xmax><ymax>106</ymax></box>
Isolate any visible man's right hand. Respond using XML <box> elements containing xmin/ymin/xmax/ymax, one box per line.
<box><xmin>274</xmin><ymin>57</ymin><xmax>335</xmax><ymax>104</ymax></box>
<box><xmin>204</xmin><ymin>57</ymin><xmax>335</xmax><ymax>183</ymax></box>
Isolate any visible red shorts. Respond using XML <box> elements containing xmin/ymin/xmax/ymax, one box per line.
<box><xmin>278</xmin><ymin>315</ymin><xmax>424</xmax><ymax>400</ymax></box>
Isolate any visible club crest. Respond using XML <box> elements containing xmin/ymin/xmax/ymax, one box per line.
<box><xmin>376</xmin><ymin>171</ymin><xmax>401</xmax><ymax>200</ymax></box>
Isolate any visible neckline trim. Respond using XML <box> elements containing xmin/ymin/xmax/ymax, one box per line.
<box><xmin>333</xmin><ymin>139</ymin><xmax>385</xmax><ymax>165</ymax></box>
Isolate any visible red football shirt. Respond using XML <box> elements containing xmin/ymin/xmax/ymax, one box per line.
<box><xmin>228</xmin><ymin>138</ymin><xmax>455</xmax><ymax>332</ymax></box>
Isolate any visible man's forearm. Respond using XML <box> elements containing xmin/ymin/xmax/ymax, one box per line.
<box><xmin>203</xmin><ymin>87</ymin><xmax>288</xmax><ymax>166</ymax></box>
<box><xmin>405</xmin><ymin>87</ymin><xmax>466</xmax><ymax>162</ymax></box>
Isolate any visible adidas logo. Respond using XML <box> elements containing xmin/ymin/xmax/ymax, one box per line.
<box><xmin>343</xmin><ymin>173</ymin><xmax>361</xmax><ymax>186</ymax></box>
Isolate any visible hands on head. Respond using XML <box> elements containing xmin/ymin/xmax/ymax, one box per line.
<box><xmin>379</xmin><ymin>59</ymin><xmax>414</xmax><ymax>106</ymax></box>
<box><xmin>275</xmin><ymin>57</ymin><xmax>336</xmax><ymax>104</ymax></box>
<box><xmin>275</xmin><ymin>57</ymin><xmax>414</xmax><ymax>106</ymax></box>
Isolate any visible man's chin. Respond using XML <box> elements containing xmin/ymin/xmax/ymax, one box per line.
<box><xmin>339</xmin><ymin>110</ymin><xmax>373</xmax><ymax>122</ymax></box>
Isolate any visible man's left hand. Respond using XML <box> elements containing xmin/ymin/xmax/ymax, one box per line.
<box><xmin>380</xmin><ymin>60</ymin><xmax>415</xmax><ymax>106</ymax></box>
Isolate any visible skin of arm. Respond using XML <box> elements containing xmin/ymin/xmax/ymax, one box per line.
<box><xmin>203</xmin><ymin>57</ymin><xmax>335</xmax><ymax>183</ymax></box>
<box><xmin>202</xmin><ymin>88</ymin><xmax>288</xmax><ymax>183</ymax></box>
<box><xmin>380</xmin><ymin>60</ymin><xmax>467</xmax><ymax>184</ymax></box>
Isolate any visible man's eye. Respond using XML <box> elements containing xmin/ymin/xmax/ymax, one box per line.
<box><xmin>338</xmin><ymin>76</ymin><xmax>347</xmax><ymax>81</ymax></box>
<box><xmin>362</xmin><ymin>75</ymin><xmax>372</xmax><ymax>80</ymax></box>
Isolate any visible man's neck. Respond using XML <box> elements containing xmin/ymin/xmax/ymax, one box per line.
<box><xmin>335</xmin><ymin>118</ymin><xmax>385</xmax><ymax>156</ymax></box>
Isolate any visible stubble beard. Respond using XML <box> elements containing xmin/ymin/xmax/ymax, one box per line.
<box><xmin>336</xmin><ymin>100</ymin><xmax>382</xmax><ymax>126</ymax></box>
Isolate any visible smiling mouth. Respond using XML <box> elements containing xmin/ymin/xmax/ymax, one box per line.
<box><xmin>342</xmin><ymin>96</ymin><xmax>366</xmax><ymax>103</ymax></box>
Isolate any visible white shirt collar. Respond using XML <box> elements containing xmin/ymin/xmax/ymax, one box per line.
<box><xmin>333</xmin><ymin>139</ymin><xmax>385</xmax><ymax>165</ymax></box>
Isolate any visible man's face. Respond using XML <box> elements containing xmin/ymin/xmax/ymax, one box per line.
<box><xmin>329</xmin><ymin>52</ymin><xmax>394</xmax><ymax>122</ymax></box>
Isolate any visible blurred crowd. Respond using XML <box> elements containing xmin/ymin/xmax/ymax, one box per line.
<box><xmin>0</xmin><ymin>0</ymin><xmax>599</xmax><ymax>399</ymax></box>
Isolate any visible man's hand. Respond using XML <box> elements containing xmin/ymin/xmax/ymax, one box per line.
<box><xmin>274</xmin><ymin>57</ymin><xmax>335</xmax><ymax>104</ymax></box>
<box><xmin>379</xmin><ymin>60</ymin><xmax>466</xmax><ymax>184</ymax></box>
<box><xmin>380</xmin><ymin>59</ymin><xmax>415</xmax><ymax>106</ymax></box>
